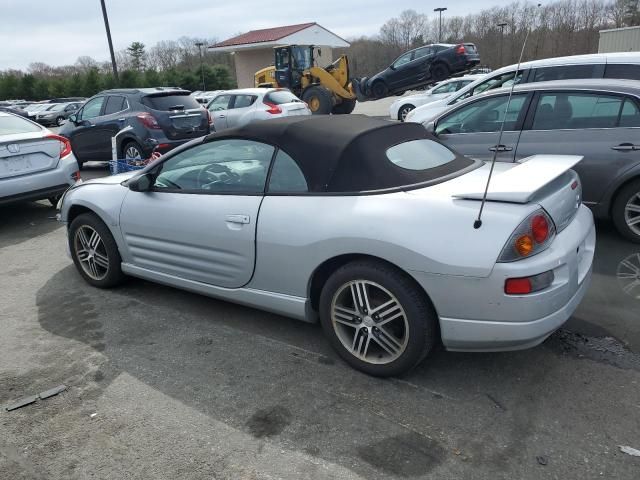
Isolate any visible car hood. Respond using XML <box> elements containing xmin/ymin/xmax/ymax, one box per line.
<box><xmin>405</xmin><ymin>98</ymin><xmax>449</xmax><ymax>122</ymax></box>
<box><xmin>81</xmin><ymin>171</ymin><xmax>137</xmax><ymax>185</ymax></box>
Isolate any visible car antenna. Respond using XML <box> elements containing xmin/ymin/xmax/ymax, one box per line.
<box><xmin>473</xmin><ymin>30</ymin><xmax>530</xmax><ymax>229</ymax></box>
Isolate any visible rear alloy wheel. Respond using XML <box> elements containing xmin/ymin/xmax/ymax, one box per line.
<box><xmin>319</xmin><ymin>260</ymin><xmax>437</xmax><ymax>377</ymax></box>
<box><xmin>612</xmin><ymin>179</ymin><xmax>640</xmax><ymax>243</ymax></box>
<box><xmin>56</xmin><ymin>116</ymin><xmax>65</xmax><ymax>126</ymax></box>
<box><xmin>69</xmin><ymin>213</ymin><xmax>126</xmax><ymax>288</ymax></box>
<box><xmin>398</xmin><ymin>104</ymin><xmax>415</xmax><ymax>122</ymax></box>
<box><xmin>302</xmin><ymin>86</ymin><xmax>333</xmax><ymax>115</ymax></box>
<box><xmin>431</xmin><ymin>63</ymin><xmax>450</xmax><ymax>82</ymax></box>
<box><xmin>123</xmin><ymin>140</ymin><xmax>144</xmax><ymax>161</ymax></box>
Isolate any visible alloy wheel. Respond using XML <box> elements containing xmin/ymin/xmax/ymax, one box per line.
<box><xmin>56</xmin><ymin>117</ymin><xmax>65</xmax><ymax>126</ymax></box>
<box><xmin>125</xmin><ymin>145</ymin><xmax>142</xmax><ymax>160</ymax></box>
<box><xmin>399</xmin><ymin>106</ymin><xmax>414</xmax><ymax>122</ymax></box>
<box><xmin>617</xmin><ymin>253</ymin><xmax>640</xmax><ymax>299</ymax></box>
<box><xmin>624</xmin><ymin>191</ymin><xmax>640</xmax><ymax>236</ymax></box>
<box><xmin>74</xmin><ymin>225</ymin><xmax>109</xmax><ymax>281</ymax></box>
<box><xmin>330</xmin><ymin>280</ymin><xmax>409</xmax><ymax>365</ymax></box>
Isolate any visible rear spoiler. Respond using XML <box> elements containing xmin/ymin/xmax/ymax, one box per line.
<box><xmin>453</xmin><ymin>155</ymin><xmax>583</xmax><ymax>204</ymax></box>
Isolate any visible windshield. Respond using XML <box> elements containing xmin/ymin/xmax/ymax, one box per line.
<box><xmin>452</xmin><ymin>71</ymin><xmax>524</xmax><ymax>104</ymax></box>
<box><xmin>49</xmin><ymin>104</ymin><xmax>67</xmax><ymax>112</ymax></box>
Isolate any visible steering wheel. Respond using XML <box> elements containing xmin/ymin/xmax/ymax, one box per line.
<box><xmin>197</xmin><ymin>162</ymin><xmax>241</xmax><ymax>190</ymax></box>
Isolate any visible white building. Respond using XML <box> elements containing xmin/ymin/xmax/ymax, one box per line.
<box><xmin>599</xmin><ymin>26</ymin><xmax>640</xmax><ymax>53</ymax></box>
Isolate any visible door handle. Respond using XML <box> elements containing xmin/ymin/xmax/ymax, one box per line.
<box><xmin>225</xmin><ymin>214</ymin><xmax>250</xmax><ymax>224</ymax></box>
<box><xmin>489</xmin><ymin>145</ymin><xmax>513</xmax><ymax>152</ymax></box>
<box><xmin>218</xmin><ymin>115</ymin><xmax>226</xmax><ymax>118</ymax></box>
<box><xmin>611</xmin><ymin>143</ymin><xmax>640</xmax><ymax>152</ymax></box>
<box><xmin>117</xmin><ymin>118</ymin><xmax>126</xmax><ymax>122</ymax></box>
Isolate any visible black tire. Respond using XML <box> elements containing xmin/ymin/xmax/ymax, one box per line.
<box><xmin>397</xmin><ymin>104</ymin><xmax>415</xmax><ymax>122</ymax></box>
<box><xmin>332</xmin><ymin>98</ymin><xmax>357</xmax><ymax>115</ymax></box>
<box><xmin>48</xmin><ymin>195</ymin><xmax>61</xmax><ymax>207</ymax></box>
<box><xmin>56</xmin><ymin>116</ymin><xmax>65</xmax><ymax>126</ymax></box>
<box><xmin>122</xmin><ymin>140</ymin><xmax>144</xmax><ymax>160</ymax></box>
<box><xmin>301</xmin><ymin>86</ymin><xmax>333</xmax><ymax>115</ymax></box>
<box><xmin>371</xmin><ymin>81</ymin><xmax>388</xmax><ymax>99</ymax></box>
<box><xmin>612</xmin><ymin>179</ymin><xmax>640</xmax><ymax>243</ymax></box>
<box><xmin>68</xmin><ymin>213</ymin><xmax>126</xmax><ymax>288</ymax></box>
<box><xmin>319</xmin><ymin>260</ymin><xmax>437</xmax><ymax>377</ymax></box>
<box><xmin>431</xmin><ymin>63</ymin><xmax>450</xmax><ymax>82</ymax></box>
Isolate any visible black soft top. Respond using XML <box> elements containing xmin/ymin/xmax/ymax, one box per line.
<box><xmin>206</xmin><ymin>115</ymin><xmax>475</xmax><ymax>193</ymax></box>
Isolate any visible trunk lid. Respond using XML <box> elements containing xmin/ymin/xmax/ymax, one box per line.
<box><xmin>453</xmin><ymin>155</ymin><xmax>583</xmax><ymax>232</ymax></box>
<box><xmin>0</xmin><ymin>133</ymin><xmax>61</xmax><ymax>179</ymax></box>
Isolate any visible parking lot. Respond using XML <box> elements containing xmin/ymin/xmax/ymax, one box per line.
<box><xmin>1</xmin><ymin>160</ymin><xmax>639</xmax><ymax>479</ymax></box>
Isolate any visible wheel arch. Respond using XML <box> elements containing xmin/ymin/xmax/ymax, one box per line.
<box><xmin>307</xmin><ymin>253</ymin><xmax>440</xmax><ymax>322</ymax></box>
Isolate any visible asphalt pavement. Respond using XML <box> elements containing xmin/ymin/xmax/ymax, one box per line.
<box><xmin>1</xmin><ymin>162</ymin><xmax>639</xmax><ymax>479</ymax></box>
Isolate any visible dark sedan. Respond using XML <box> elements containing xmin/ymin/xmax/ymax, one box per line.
<box><xmin>34</xmin><ymin>102</ymin><xmax>83</xmax><ymax>126</ymax></box>
<box><xmin>365</xmin><ymin>43</ymin><xmax>480</xmax><ymax>98</ymax></box>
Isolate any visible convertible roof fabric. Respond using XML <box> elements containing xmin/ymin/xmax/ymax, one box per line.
<box><xmin>207</xmin><ymin>115</ymin><xmax>474</xmax><ymax>193</ymax></box>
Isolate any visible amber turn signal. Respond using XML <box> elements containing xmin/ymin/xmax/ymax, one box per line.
<box><xmin>515</xmin><ymin>234</ymin><xmax>534</xmax><ymax>256</ymax></box>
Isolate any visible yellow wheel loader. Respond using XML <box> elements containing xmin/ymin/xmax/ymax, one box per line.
<box><xmin>254</xmin><ymin>45</ymin><xmax>357</xmax><ymax>115</ymax></box>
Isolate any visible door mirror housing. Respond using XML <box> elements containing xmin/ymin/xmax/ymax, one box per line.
<box><xmin>389</xmin><ymin>64</ymin><xmax>396</xmax><ymax>70</ymax></box>
<box><xmin>69</xmin><ymin>113</ymin><xmax>78</xmax><ymax>124</ymax></box>
<box><xmin>424</xmin><ymin>121</ymin><xmax>436</xmax><ymax>134</ymax></box>
<box><xmin>128</xmin><ymin>173</ymin><xmax>153</xmax><ymax>192</ymax></box>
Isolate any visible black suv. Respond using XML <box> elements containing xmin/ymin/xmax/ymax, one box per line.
<box><xmin>59</xmin><ymin>88</ymin><xmax>211</xmax><ymax>167</ymax></box>
<box><xmin>364</xmin><ymin>43</ymin><xmax>480</xmax><ymax>98</ymax></box>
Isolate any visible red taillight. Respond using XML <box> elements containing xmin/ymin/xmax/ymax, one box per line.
<box><xmin>264</xmin><ymin>101</ymin><xmax>282</xmax><ymax>115</ymax></box>
<box><xmin>571</xmin><ymin>180</ymin><xmax>579</xmax><ymax>190</ymax></box>
<box><xmin>46</xmin><ymin>134</ymin><xmax>72</xmax><ymax>158</ymax></box>
<box><xmin>136</xmin><ymin>113</ymin><xmax>161</xmax><ymax>129</ymax></box>
<box><xmin>531</xmin><ymin>214</ymin><xmax>549</xmax><ymax>244</ymax></box>
<box><xmin>505</xmin><ymin>277</ymin><xmax>532</xmax><ymax>295</ymax></box>
<box><xmin>456</xmin><ymin>44</ymin><xmax>466</xmax><ymax>55</ymax></box>
<box><xmin>71</xmin><ymin>171</ymin><xmax>81</xmax><ymax>182</ymax></box>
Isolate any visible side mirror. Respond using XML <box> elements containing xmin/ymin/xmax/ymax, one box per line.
<box><xmin>389</xmin><ymin>64</ymin><xmax>396</xmax><ymax>70</ymax></box>
<box><xmin>128</xmin><ymin>173</ymin><xmax>153</xmax><ymax>192</ymax></box>
<box><xmin>69</xmin><ymin>114</ymin><xmax>78</xmax><ymax>123</ymax></box>
<box><xmin>424</xmin><ymin>121</ymin><xmax>436</xmax><ymax>134</ymax></box>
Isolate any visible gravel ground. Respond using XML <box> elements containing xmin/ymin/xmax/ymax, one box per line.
<box><xmin>1</xmin><ymin>162</ymin><xmax>639</xmax><ymax>479</ymax></box>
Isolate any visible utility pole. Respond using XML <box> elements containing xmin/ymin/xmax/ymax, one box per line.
<box><xmin>497</xmin><ymin>22</ymin><xmax>508</xmax><ymax>67</ymax></box>
<box><xmin>195</xmin><ymin>42</ymin><xmax>206</xmax><ymax>92</ymax></box>
<box><xmin>100</xmin><ymin>0</ymin><xmax>119</xmax><ymax>83</ymax></box>
<box><xmin>433</xmin><ymin>7</ymin><xmax>447</xmax><ymax>43</ymax></box>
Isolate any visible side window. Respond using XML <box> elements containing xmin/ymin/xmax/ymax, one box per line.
<box><xmin>207</xmin><ymin>95</ymin><xmax>232</xmax><ymax>112</ymax></box>
<box><xmin>604</xmin><ymin>64</ymin><xmax>640</xmax><ymax>80</ymax></box>
<box><xmin>393</xmin><ymin>52</ymin><xmax>412</xmax><ymax>68</ymax></box>
<box><xmin>268</xmin><ymin>150</ymin><xmax>308</xmax><ymax>193</ymax></box>
<box><xmin>103</xmin><ymin>96</ymin><xmax>126</xmax><ymax>115</ymax></box>
<box><xmin>436</xmin><ymin>94</ymin><xmax>527</xmax><ymax>135</ymax></box>
<box><xmin>619</xmin><ymin>98</ymin><xmax>640</xmax><ymax>128</ymax></box>
<box><xmin>153</xmin><ymin>139</ymin><xmax>274</xmax><ymax>193</ymax></box>
<box><xmin>531</xmin><ymin>93</ymin><xmax>623</xmax><ymax>130</ymax></box>
<box><xmin>433</xmin><ymin>81</ymin><xmax>459</xmax><ymax>94</ymax></box>
<box><xmin>232</xmin><ymin>95</ymin><xmax>256</xmax><ymax>109</ymax></box>
<box><xmin>79</xmin><ymin>97</ymin><xmax>105</xmax><ymax>120</ymax></box>
<box><xmin>532</xmin><ymin>64</ymin><xmax>597</xmax><ymax>82</ymax></box>
<box><xmin>413</xmin><ymin>47</ymin><xmax>432</xmax><ymax>60</ymax></box>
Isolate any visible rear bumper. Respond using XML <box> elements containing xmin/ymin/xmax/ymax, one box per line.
<box><xmin>0</xmin><ymin>154</ymin><xmax>78</xmax><ymax>205</ymax></box>
<box><xmin>411</xmin><ymin>205</ymin><xmax>596</xmax><ymax>351</ymax></box>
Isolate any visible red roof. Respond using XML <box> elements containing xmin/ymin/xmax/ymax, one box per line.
<box><xmin>211</xmin><ymin>22</ymin><xmax>316</xmax><ymax>48</ymax></box>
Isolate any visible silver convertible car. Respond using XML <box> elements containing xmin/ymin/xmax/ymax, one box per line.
<box><xmin>59</xmin><ymin>116</ymin><xmax>595</xmax><ymax>376</ymax></box>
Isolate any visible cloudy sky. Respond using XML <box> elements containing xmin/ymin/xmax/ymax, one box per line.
<box><xmin>1</xmin><ymin>0</ymin><xmax>513</xmax><ymax>70</ymax></box>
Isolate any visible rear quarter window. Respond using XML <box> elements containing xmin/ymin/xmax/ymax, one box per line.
<box><xmin>0</xmin><ymin>115</ymin><xmax>41</xmax><ymax>135</ymax></box>
<box><xmin>142</xmin><ymin>94</ymin><xmax>201</xmax><ymax>111</ymax></box>
<box><xmin>604</xmin><ymin>64</ymin><xmax>640</xmax><ymax>80</ymax></box>
<box><xmin>532</xmin><ymin>64</ymin><xmax>598</xmax><ymax>82</ymax></box>
<box><xmin>386</xmin><ymin>139</ymin><xmax>456</xmax><ymax>170</ymax></box>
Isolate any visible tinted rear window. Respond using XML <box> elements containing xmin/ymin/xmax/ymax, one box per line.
<box><xmin>532</xmin><ymin>64</ymin><xmax>597</xmax><ymax>82</ymax></box>
<box><xmin>604</xmin><ymin>63</ymin><xmax>640</xmax><ymax>80</ymax></box>
<box><xmin>0</xmin><ymin>115</ymin><xmax>41</xmax><ymax>135</ymax></box>
<box><xmin>264</xmin><ymin>90</ymin><xmax>302</xmax><ymax>105</ymax></box>
<box><xmin>386</xmin><ymin>139</ymin><xmax>456</xmax><ymax>171</ymax></box>
<box><xmin>142</xmin><ymin>93</ymin><xmax>201</xmax><ymax>110</ymax></box>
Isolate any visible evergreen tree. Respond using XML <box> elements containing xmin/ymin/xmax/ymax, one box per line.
<box><xmin>127</xmin><ymin>42</ymin><xmax>146</xmax><ymax>71</ymax></box>
<box><xmin>83</xmin><ymin>68</ymin><xmax>101</xmax><ymax>97</ymax></box>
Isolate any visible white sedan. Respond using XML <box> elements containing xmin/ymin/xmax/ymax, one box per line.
<box><xmin>389</xmin><ymin>75</ymin><xmax>484</xmax><ymax>121</ymax></box>
<box><xmin>58</xmin><ymin>115</ymin><xmax>594</xmax><ymax>377</ymax></box>
<box><xmin>207</xmin><ymin>88</ymin><xmax>310</xmax><ymax>131</ymax></box>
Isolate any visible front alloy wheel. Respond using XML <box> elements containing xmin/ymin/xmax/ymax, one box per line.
<box><xmin>320</xmin><ymin>260</ymin><xmax>437</xmax><ymax>377</ymax></box>
<box><xmin>398</xmin><ymin>105</ymin><xmax>415</xmax><ymax>122</ymax></box>
<box><xmin>74</xmin><ymin>225</ymin><xmax>110</xmax><ymax>281</ymax></box>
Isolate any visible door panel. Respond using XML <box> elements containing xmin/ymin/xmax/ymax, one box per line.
<box><xmin>70</xmin><ymin>96</ymin><xmax>107</xmax><ymax>160</ymax></box>
<box><xmin>225</xmin><ymin>95</ymin><xmax>256</xmax><ymax>128</ymax></box>
<box><xmin>438</xmin><ymin>131</ymin><xmax>521</xmax><ymax>162</ymax></box>
<box><xmin>119</xmin><ymin>192</ymin><xmax>262</xmax><ymax>288</ymax></box>
<box><xmin>207</xmin><ymin>95</ymin><xmax>231</xmax><ymax>130</ymax></box>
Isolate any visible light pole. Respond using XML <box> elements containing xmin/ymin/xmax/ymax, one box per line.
<box><xmin>497</xmin><ymin>22</ymin><xmax>508</xmax><ymax>67</ymax></box>
<box><xmin>100</xmin><ymin>0</ymin><xmax>119</xmax><ymax>83</ymax></box>
<box><xmin>195</xmin><ymin>42</ymin><xmax>206</xmax><ymax>92</ymax></box>
<box><xmin>433</xmin><ymin>7</ymin><xmax>447</xmax><ymax>43</ymax></box>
